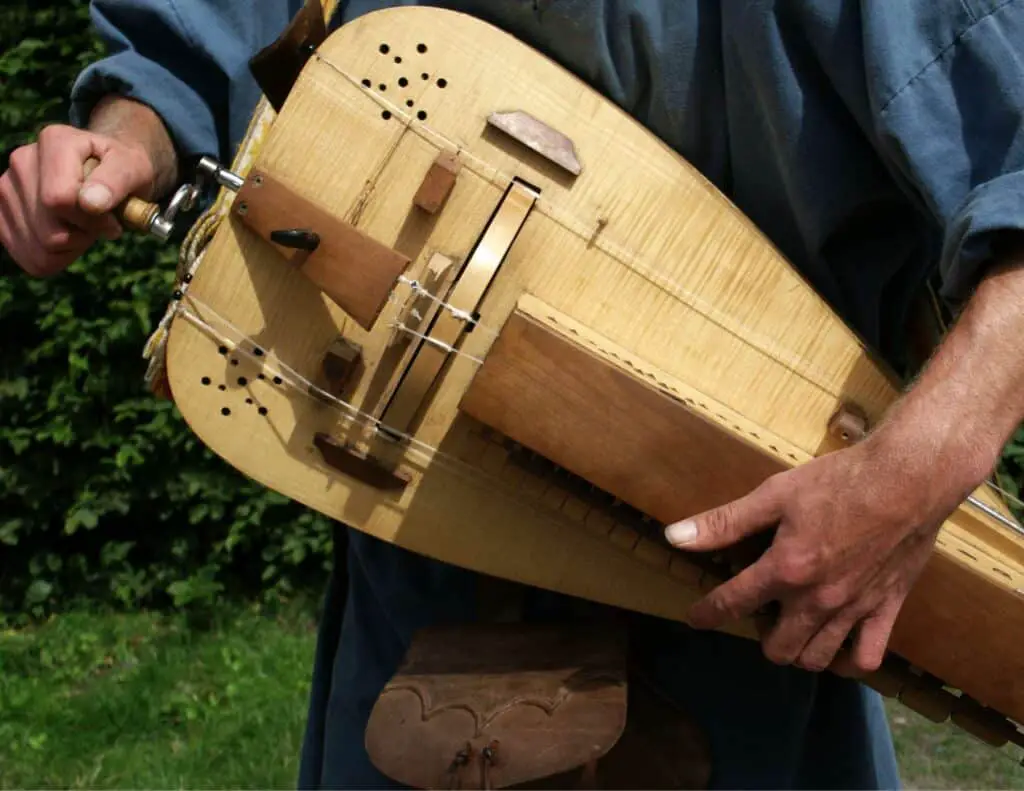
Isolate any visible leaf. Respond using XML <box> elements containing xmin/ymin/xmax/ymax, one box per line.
<box><xmin>24</xmin><ymin>579</ymin><xmax>52</xmax><ymax>606</ymax></box>
<box><xmin>0</xmin><ymin>519</ymin><xmax>23</xmax><ymax>546</ymax></box>
<box><xmin>64</xmin><ymin>507</ymin><xmax>98</xmax><ymax>535</ymax></box>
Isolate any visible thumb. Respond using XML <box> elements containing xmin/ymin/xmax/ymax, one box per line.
<box><xmin>78</xmin><ymin>148</ymin><xmax>153</xmax><ymax>216</ymax></box>
<box><xmin>664</xmin><ymin>477</ymin><xmax>784</xmax><ymax>551</ymax></box>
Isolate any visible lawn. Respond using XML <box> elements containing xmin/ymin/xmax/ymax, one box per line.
<box><xmin>0</xmin><ymin>604</ymin><xmax>317</xmax><ymax>788</ymax></box>
<box><xmin>1</xmin><ymin>605</ymin><xmax>1022</xmax><ymax>789</ymax></box>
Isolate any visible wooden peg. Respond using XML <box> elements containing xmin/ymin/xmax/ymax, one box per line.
<box><xmin>413</xmin><ymin>150</ymin><xmax>460</xmax><ymax>214</ymax></box>
<box><xmin>827</xmin><ymin>403</ymin><xmax>868</xmax><ymax>444</ymax></box>
<box><xmin>322</xmin><ymin>337</ymin><xmax>363</xmax><ymax>399</ymax></box>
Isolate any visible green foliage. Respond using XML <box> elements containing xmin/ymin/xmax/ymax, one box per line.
<box><xmin>0</xmin><ymin>0</ymin><xmax>332</xmax><ymax>623</ymax></box>
<box><xmin>0</xmin><ymin>605</ymin><xmax>317</xmax><ymax>788</ymax></box>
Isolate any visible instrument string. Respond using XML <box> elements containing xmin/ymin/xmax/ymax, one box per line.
<box><xmin>396</xmin><ymin>274</ymin><xmax>501</xmax><ymax>339</ymax></box>
<box><xmin>386</xmin><ymin>320</ymin><xmax>486</xmax><ymax>364</ymax></box>
<box><xmin>177</xmin><ymin>293</ymin><xmax>499</xmax><ymax>482</ymax></box>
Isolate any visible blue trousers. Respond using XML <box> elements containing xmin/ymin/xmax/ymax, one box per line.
<box><xmin>297</xmin><ymin>528</ymin><xmax>901</xmax><ymax>789</ymax></box>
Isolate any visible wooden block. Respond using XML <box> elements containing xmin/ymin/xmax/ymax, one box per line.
<box><xmin>313</xmin><ymin>433</ymin><xmax>409</xmax><ymax>491</ymax></box>
<box><xmin>899</xmin><ymin>676</ymin><xmax>956</xmax><ymax>723</ymax></box>
<box><xmin>561</xmin><ymin>496</ymin><xmax>590</xmax><ymax>523</ymax></box>
<box><xmin>322</xmin><ymin>337</ymin><xmax>363</xmax><ymax>399</ymax></box>
<box><xmin>459</xmin><ymin>307</ymin><xmax>786</xmax><ymax>528</ymax></box>
<box><xmin>632</xmin><ymin>539</ymin><xmax>672</xmax><ymax>571</ymax></box>
<box><xmin>951</xmin><ymin>697</ymin><xmax>1017</xmax><ymax>747</ymax></box>
<box><xmin>413</xmin><ymin>151</ymin><xmax>460</xmax><ymax>214</ymax></box>
<box><xmin>608</xmin><ymin>525</ymin><xmax>640</xmax><ymax>551</ymax></box>
<box><xmin>235</xmin><ymin>170</ymin><xmax>410</xmax><ymax>329</ymax></box>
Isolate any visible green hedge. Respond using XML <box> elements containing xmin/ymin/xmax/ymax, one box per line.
<box><xmin>0</xmin><ymin>1</ymin><xmax>333</xmax><ymax>624</ymax></box>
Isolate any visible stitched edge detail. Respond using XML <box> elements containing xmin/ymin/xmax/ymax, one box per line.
<box><xmin>880</xmin><ymin>0</ymin><xmax>1020</xmax><ymax>115</ymax></box>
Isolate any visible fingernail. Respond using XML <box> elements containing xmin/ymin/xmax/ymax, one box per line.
<box><xmin>665</xmin><ymin>520</ymin><xmax>697</xmax><ymax>545</ymax></box>
<box><xmin>80</xmin><ymin>183</ymin><xmax>113</xmax><ymax>212</ymax></box>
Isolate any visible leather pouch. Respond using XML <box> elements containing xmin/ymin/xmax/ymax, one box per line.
<box><xmin>365</xmin><ymin>623</ymin><xmax>628</xmax><ymax>789</ymax></box>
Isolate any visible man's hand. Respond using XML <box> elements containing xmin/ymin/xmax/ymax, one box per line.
<box><xmin>663</xmin><ymin>431</ymin><xmax>969</xmax><ymax>675</ymax></box>
<box><xmin>0</xmin><ymin>96</ymin><xmax>177</xmax><ymax>277</ymax></box>
<box><xmin>665</xmin><ymin>243</ymin><xmax>1024</xmax><ymax>676</ymax></box>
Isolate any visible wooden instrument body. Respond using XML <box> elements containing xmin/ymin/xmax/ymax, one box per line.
<box><xmin>164</xmin><ymin>8</ymin><xmax>1024</xmax><ymax>730</ymax></box>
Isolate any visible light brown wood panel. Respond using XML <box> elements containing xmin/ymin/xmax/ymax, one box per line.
<box><xmin>164</xmin><ymin>6</ymin><xmax>1024</xmax><ymax>730</ymax></box>
<box><xmin>235</xmin><ymin>169</ymin><xmax>411</xmax><ymax>329</ymax></box>
<box><xmin>459</xmin><ymin>300</ymin><xmax>790</xmax><ymax>524</ymax></box>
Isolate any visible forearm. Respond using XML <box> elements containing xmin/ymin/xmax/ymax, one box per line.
<box><xmin>87</xmin><ymin>95</ymin><xmax>179</xmax><ymax>200</ymax></box>
<box><xmin>873</xmin><ymin>238</ymin><xmax>1024</xmax><ymax>502</ymax></box>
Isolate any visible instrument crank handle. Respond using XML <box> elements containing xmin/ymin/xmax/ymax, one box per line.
<box><xmin>81</xmin><ymin>155</ymin><xmax>244</xmax><ymax>241</ymax></box>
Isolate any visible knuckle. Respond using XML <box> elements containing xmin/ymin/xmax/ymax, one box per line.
<box><xmin>703</xmin><ymin>504</ymin><xmax>734</xmax><ymax>537</ymax></box>
<box><xmin>40</xmin><ymin>232</ymin><xmax>70</xmax><ymax>254</ymax></box>
<box><xmin>763</xmin><ymin>642</ymin><xmax>796</xmax><ymax>667</ymax></box>
<box><xmin>8</xmin><ymin>144</ymin><xmax>33</xmax><ymax>173</ymax></box>
<box><xmin>709</xmin><ymin>594</ymin><xmax>741</xmax><ymax>623</ymax></box>
<box><xmin>118</xmin><ymin>144</ymin><xmax>156</xmax><ymax>186</ymax></box>
<box><xmin>775</xmin><ymin>552</ymin><xmax>815</xmax><ymax>588</ymax></box>
<box><xmin>811</xmin><ymin>585</ymin><xmax>848</xmax><ymax>613</ymax></box>
<box><xmin>37</xmin><ymin>123</ymin><xmax>71</xmax><ymax>147</ymax></box>
<box><xmin>39</xmin><ymin>182</ymin><xmax>76</xmax><ymax>212</ymax></box>
<box><xmin>796</xmin><ymin>653</ymin><xmax>829</xmax><ymax>672</ymax></box>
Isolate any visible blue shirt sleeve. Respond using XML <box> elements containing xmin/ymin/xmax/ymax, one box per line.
<box><xmin>69</xmin><ymin>0</ymin><xmax>305</xmax><ymax>165</ymax></box>
<box><xmin>865</xmin><ymin>0</ymin><xmax>1024</xmax><ymax>304</ymax></box>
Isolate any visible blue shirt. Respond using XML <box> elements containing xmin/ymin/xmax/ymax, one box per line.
<box><xmin>69</xmin><ymin>2</ymin><xmax>1024</xmax><ymax>788</ymax></box>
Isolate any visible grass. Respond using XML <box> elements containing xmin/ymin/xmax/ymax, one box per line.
<box><xmin>888</xmin><ymin>700</ymin><xmax>1024</xmax><ymax>790</ymax></box>
<box><xmin>2</xmin><ymin>605</ymin><xmax>1023</xmax><ymax>789</ymax></box>
<box><xmin>0</xmin><ymin>603</ymin><xmax>318</xmax><ymax>789</ymax></box>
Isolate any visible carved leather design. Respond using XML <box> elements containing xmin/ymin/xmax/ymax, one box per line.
<box><xmin>365</xmin><ymin>624</ymin><xmax>627</xmax><ymax>789</ymax></box>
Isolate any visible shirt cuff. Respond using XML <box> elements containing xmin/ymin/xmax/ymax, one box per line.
<box><xmin>940</xmin><ymin>168</ymin><xmax>1024</xmax><ymax>303</ymax></box>
<box><xmin>69</xmin><ymin>53</ymin><xmax>222</xmax><ymax>164</ymax></box>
